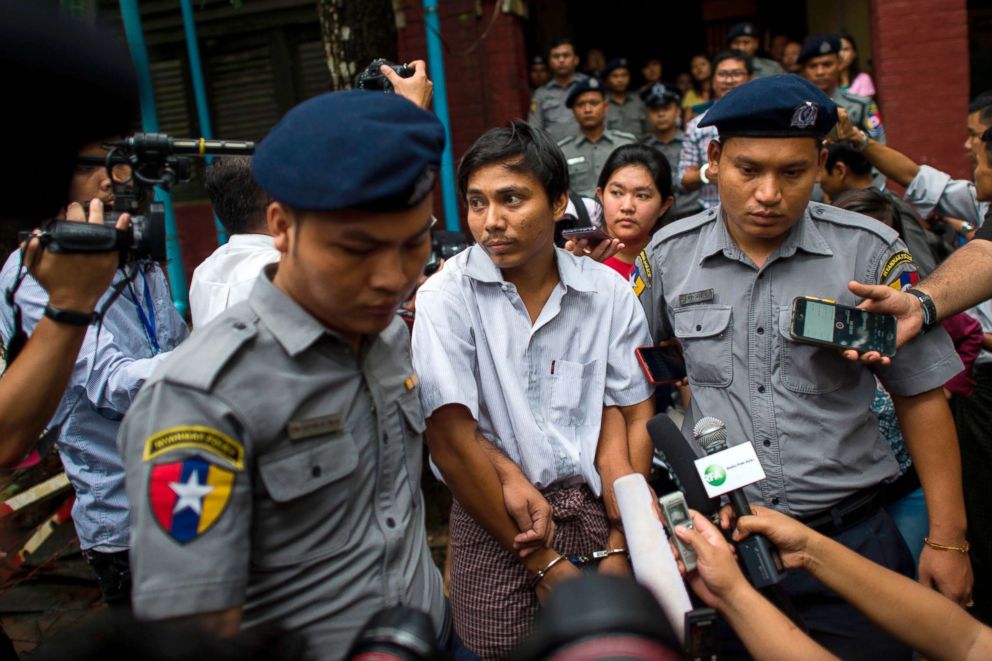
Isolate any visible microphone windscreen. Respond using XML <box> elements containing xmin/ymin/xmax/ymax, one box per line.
<box><xmin>615</xmin><ymin>473</ymin><xmax>693</xmax><ymax>643</ymax></box>
<box><xmin>647</xmin><ymin>414</ymin><xmax>719</xmax><ymax>516</ymax></box>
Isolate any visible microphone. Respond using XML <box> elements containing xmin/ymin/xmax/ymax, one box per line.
<box><xmin>646</xmin><ymin>414</ymin><xmax>719</xmax><ymax>520</ymax></box>
<box><xmin>692</xmin><ymin>417</ymin><xmax>783</xmax><ymax>588</ymax></box>
<box><xmin>614</xmin><ymin>473</ymin><xmax>693</xmax><ymax>643</ymax></box>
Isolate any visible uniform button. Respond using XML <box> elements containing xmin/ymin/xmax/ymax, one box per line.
<box><xmin>771</xmin><ymin>497</ymin><xmax>780</xmax><ymax>505</ymax></box>
<box><xmin>233</xmin><ymin>321</ymin><xmax>246</xmax><ymax>330</ymax></box>
<box><xmin>386</xmin><ymin>517</ymin><xmax>396</xmax><ymax>528</ymax></box>
<box><xmin>695</xmin><ymin>324</ymin><xmax>702</xmax><ymax>331</ymax></box>
<box><xmin>311</xmin><ymin>465</ymin><xmax>322</xmax><ymax>477</ymax></box>
<box><xmin>762</xmin><ymin>439</ymin><xmax>771</xmax><ymax>447</ymax></box>
<box><xmin>756</xmin><ymin>327</ymin><xmax>764</xmax><ymax>335</ymax></box>
<box><xmin>757</xmin><ymin>384</ymin><xmax>765</xmax><ymax>393</ymax></box>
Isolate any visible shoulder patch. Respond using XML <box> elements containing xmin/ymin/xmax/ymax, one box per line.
<box><xmin>880</xmin><ymin>251</ymin><xmax>913</xmax><ymax>280</ymax></box>
<box><xmin>144</xmin><ymin>425</ymin><xmax>245</xmax><ymax>470</ymax></box>
<box><xmin>149</xmin><ymin>455</ymin><xmax>236</xmax><ymax>544</ymax></box>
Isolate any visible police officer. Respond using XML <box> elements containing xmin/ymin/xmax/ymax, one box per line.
<box><xmin>635</xmin><ymin>75</ymin><xmax>972</xmax><ymax>659</ymax></box>
<box><xmin>727</xmin><ymin>21</ymin><xmax>783</xmax><ymax>78</ymax></box>
<box><xmin>640</xmin><ymin>83</ymin><xmax>702</xmax><ymax>219</ymax></box>
<box><xmin>528</xmin><ymin>55</ymin><xmax>550</xmax><ymax>90</ymax></box>
<box><xmin>558</xmin><ymin>78</ymin><xmax>637</xmax><ymax>197</ymax></box>
<box><xmin>603</xmin><ymin>57</ymin><xmax>649</xmax><ymax>136</ymax></box>
<box><xmin>118</xmin><ymin>91</ymin><xmax>450</xmax><ymax>659</ymax></box>
<box><xmin>799</xmin><ymin>33</ymin><xmax>886</xmax><ymax>144</ymax></box>
<box><xmin>527</xmin><ymin>38</ymin><xmax>589</xmax><ymax>143</ymax></box>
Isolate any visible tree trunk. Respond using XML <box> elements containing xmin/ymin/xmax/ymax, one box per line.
<box><xmin>316</xmin><ymin>0</ymin><xmax>398</xmax><ymax>91</ymax></box>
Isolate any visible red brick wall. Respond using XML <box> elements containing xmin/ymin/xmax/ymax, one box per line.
<box><xmin>870</xmin><ymin>0</ymin><xmax>971</xmax><ymax>181</ymax></box>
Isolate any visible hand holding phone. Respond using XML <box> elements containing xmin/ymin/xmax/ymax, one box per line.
<box><xmin>790</xmin><ymin>296</ymin><xmax>897</xmax><ymax>357</ymax></box>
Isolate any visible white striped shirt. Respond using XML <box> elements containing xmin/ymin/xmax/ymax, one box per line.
<box><xmin>412</xmin><ymin>245</ymin><xmax>653</xmax><ymax>496</ymax></box>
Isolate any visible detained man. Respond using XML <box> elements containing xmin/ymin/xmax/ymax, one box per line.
<box><xmin>412</xmin><ymin>122</ymin><xmax>654</xmax><ymax>658</ymax></box>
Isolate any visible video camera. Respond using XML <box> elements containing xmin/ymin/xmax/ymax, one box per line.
<box><xmin>21</xmin><ymin>133</ymin><xmax>254</xmax><ymax>264</ymax></box>
<box><xmin>356</xmin><ymin>58</ymin><xmax>415</xmax><ymax>92</ymax></box>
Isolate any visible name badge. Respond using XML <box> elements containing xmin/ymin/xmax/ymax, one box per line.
<box><xmin>287</xmin><ymin>414</ymin><xmax>343</xmax><ymax>441</ymax></box>
<box><xmin>694</xmin><ymin>442</ymin><xmax>767</xmax><ymax>499</ymax></box>
<box><xmin>567</xmin><ymin>156</ymin><xmax>586</xmax><ymax>165</ymax></box>
<box><xmin>678</xmin><ymin>288</ymin><xmax>715</xmax><ymax>306</ymax></box>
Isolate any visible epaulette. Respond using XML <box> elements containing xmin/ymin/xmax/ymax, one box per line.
<box><xmin>806</xmin><ymin>202</ymin><xmax>900</xmax><ymax>243</ymax></box>
<box><xmin>159</xmin><ymin>313</ymin><xmax>259</xmax><ymax>393</ymax></box>
<box><xmin>557</xmin><ymin>135</ymin><xmax>577</xmax><ymax>147</ymax></box>
<box><xmin>610</xmin><ymin>130</ymin><xmax>638</xmax><ymax>141</ymax></box>
<box><xmin>654</xmin><ymin>207</ymin><xmax>720</xmax><ymax>243</ymax></box>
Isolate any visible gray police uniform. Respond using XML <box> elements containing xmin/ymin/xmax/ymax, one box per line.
<box><xmin>751</xmin><ymin>56</ymin><xmax>784</xmax><ymax>79</ymax></box>
<box><xmin>904</xmin><ymin>164</ymin><xmax>989</xmax><ymax>227</ymax></box>
<box><xmin>558</xmin><ymin>130</ymin><xmax>637</xmax><ymax>197</ymax></box>
<box><xmin>832</xmin><ymin>87</ymin><xmax>886</xmax><ymax>143</ymax></box>
<box><xmin>606</xmin><ymin>93</ymin><xmax>649</xmax><ymax>136</ymax></box>
<box><xmin>527</xmin><ymin>73</ymin><xmax>589</xmax><ymax>143</ymax></box>
<box><xmin>119</xmin><ymin>267</ymin><xmax>446</xmax><ymax>659</ymax></box>
<box><xmin>635</xmin><ymin>203</ymin><xmax>962</xmax><ymax>517</ymax></box>
<box><xmin>642</xmin><ymin>131</ymin><xmax>703</xmax><ymax>219</ymax></box>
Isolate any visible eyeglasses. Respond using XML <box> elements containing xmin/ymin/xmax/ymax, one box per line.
<box><xmin>715</xmin><ymin>70</ymin><xmax>748</xmax><ymax>81</ymax></box>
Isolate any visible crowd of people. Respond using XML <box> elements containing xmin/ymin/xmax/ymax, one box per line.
<box><xmin>4</xmin><ymin>6</ymin><xmax>992</xmax><ymax>660</ymax></box>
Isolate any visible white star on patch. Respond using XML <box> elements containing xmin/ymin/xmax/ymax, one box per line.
<box><xmin>170</xmin><ymin>471</ymin><xmax>214</xmax><ymax>515</ymax></box>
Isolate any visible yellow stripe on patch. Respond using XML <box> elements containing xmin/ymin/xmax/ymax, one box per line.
<box><xmin>633</xmin><ymin>275</ymin><xmax>645</xmax><ymax>297</ymax></box>
<box><xmin>198</xmin><ymin>465</ymin><xmax>234</xmax><ymax>534</ymax></box>
<box><xmin>405</xmin><ymin>373</ymin><xmax>418</xmax><ymax>391</ymax></box>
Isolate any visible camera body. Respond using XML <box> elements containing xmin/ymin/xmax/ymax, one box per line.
<box><xmin>357</xmin><ymin>58</ymin><xmax>415</xmax><ymax>92</ymax></box>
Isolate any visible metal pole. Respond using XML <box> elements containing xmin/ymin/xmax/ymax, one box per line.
<box><xmin>423</xmin><ymin>0</ymin><xmax>460</xmax><ymax>231</ymax></box>
<box><xmin>179</xmin><ymin>0</ymin><xmax>228</xmax><ymax>246</ymax></box>
<box><xmin>118</xmin><ymin>0</ymin><xmax>190</xmax><ymax>317</ymax></box>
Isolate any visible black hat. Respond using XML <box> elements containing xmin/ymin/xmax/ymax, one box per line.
<box><xmin>697</xmin><ymin>74</ymin><xmax>838</xmax><ymax>138</ymax></box>
<box><xmin>727</xmin><ymin>22</ymin><xmax>757</xmax><ymax>42</ymax></box>
<box><xmin>565</xmin><ymin>78</ymin><xmax>606</xmax><ymax>108</ymax></box>
<box><xmin>797</xmin><ymin>34</ymin><xmax>842</xmax><ymax>64</ymax></box>
<box><xmin>254</xmin><ymin>90</ymin><xmax>445</xmax><ymax>212</ymax></box>
<box><xmin>642</xmin><ymin>83</ymin><xmax>682</xmax><ymax>108</ymax></box>
<box><xmin>602</xmin><ymin>57</ymin><xmax>631</xmax><ymax>77</ymax></box>
<box><xmin>530</xmin><ymin>55</ymin><xmax>546</xmax><ymax>67</ymax></box>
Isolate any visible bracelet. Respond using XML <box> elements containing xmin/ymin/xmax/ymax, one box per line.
<box><xmin>905</xmin><ymin>288</ymin><xmax>939</xmax><ymax>332</ymax></box>
<box><xmin>43</xmin><ymin>304</ymin><xmax>97</xmax><ymax>327</ymax></box>
<box><xmin>924</xmin><ymin>537</ymin><xmax>970</xmax><ymax>554</ymax></box>
<box><xmin>699</xmin><ymin>163</ymin><xmax>711</xmax><ymax>185</ymax></box>
<box><xmin>529</xmin><ymin>554</ymin><xmax>567</xmax><ymax>589</ymax></box>
<box><xmin>852</xmin><ymin>130</ymin><xmax>870</xmax><ymax>152</ymax></box>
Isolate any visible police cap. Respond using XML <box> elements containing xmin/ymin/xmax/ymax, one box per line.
<box><xmin>253</xmin><ymin>90</ymin><xmax>445</xmax><ymax>212</ymax></box>
<box><xmin>642</xmin><ymin>83</ymin><xmax>681</xmax><ymax>108</ymax></box>
<box><xmin>697</xmin><ymin>74</ymin><xmax>838</xmax><ymax>138</ymax></box>
<box><xmin>727</xmin><ymin>22</ymin><xmax>757</xmax><ymax>42</ymax></box>
<box><xmin>565</xmin><ymin>78</ymin><xmax>606</xmax><ymax>108</ymax></box>
<box><xmin>531</xmin><ymin>55</ymin><xmax>546</xmax><ymax>67</ymax></box>
<box><xmin>797</xmin><ymin>34</ymin><xmax>841</xmax><ymax>64</ymax></box>
<box><xmin>602</xmin><ymin>58</ymin><xmax>631</xmax><ymax>77</ymax></box>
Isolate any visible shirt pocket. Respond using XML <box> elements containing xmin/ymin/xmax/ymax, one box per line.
<box><xmin>252</xmin><ymin>432</ymin><xmax>359</xmax><ymax>567</ymax></box>
<box><xmin>542</xmin><ymin>359</ymin><xmax>600</xmax><ymax>426</ymax></box>
<box><xmin>776</xmin><ymin>307</ymin><xmax>854</xmax><ymax>394</ymax></box>
<box><xmin>397</xmin><ymin>390</ymin><xmax>426</xmax><ymax>502</ymax></box>
<box><xmin>672</xmin><ymin>305</ymin><xmax>733</xmax><ymax>387</ymax></box>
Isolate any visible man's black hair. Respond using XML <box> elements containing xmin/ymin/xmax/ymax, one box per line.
<box><xmin>969</xmin><ymin>90</ymin><xmax>992</xmax><ymax>114</ymax></box>
<box><xmin>457</xmin><ymin>121</ymin><xmax>569</xmax><ymax>206</ymax></box>
<box><xmin>205</xmin><ymin>157</ymin><xmax>270</xmax><ymax>235</ymax></box>
<box><xmin>550</xmin><ymin>38</ymin><xmax>576</xmax><ymax>52</ymax></box>
<box><xmin>713</xmin><ymin>49</ymin><xmax>753</xmax><ymax>75</ymax></box>
<box><xmin>980</xmin><ymin>103</ymin><xmax>992</xmax><ymax>128</ymax></box>
<box><xmin>597</xmin><ymin>143</ymin><xmax>674</xmax><ymax>200</ymax></box>
<box><xmin>832</xmin><ymin>188</ymin><xmax>897</xmax><ymax>228</ymax></box>
<box><xmin>826</xmin><ymin>142</ymin><xmax>873</xmax><ymax>177</ymax></box>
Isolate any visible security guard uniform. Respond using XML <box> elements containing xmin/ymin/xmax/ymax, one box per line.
<box><xmin>751</xmin><ymin>56</ymin><xmax>784</xmax><ymax>79</ymax></box>
<box><xmin>527</xmin><ymin>72</ymin><xmax>589</xmax><ymax>143</ymax></box>
<box><xmin>642</xmin><ymin>131</ymin><xmax>702</xmax><ymax>219</ymax></box>
<box><xmin>606</xmin><ymin>92</ymin><xmax>649</xmax><ymax>136</ymax></box>
<box><xmin>118</xmin><ymin>91</ymin><xmax>448</xmax><ymax>661</ymax></box>
<box><xmin>559</xmin><ymin>130</ymin><xmax>637</xmax><ymax>197</ymax></box>
<box><xmin>634</xmin><ymin>75</ymin><xmax>963</xmax><ymax>660</ymax></box>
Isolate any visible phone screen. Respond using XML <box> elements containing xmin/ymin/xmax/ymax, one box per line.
<box><xmin>792</xmin><ymin>297</ymin><xmax>897</xmax><ymax>356</ymax></box>
<box><xmin>636</xmin><ymin>346</ymin><xmax>687</xmax><ymax>384</ymax></box>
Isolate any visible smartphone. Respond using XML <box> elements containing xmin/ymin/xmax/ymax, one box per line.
<box><xmin>560</xmin><ymin>226</ymin><xmax>611</xmax><ymax>244</ymax></box>
<box><xmin>659</xmin><ymin>491</ymin><xmax>697</xmax><ymax>572</ymax></box>
<box><xmin>790</xmin><ymin>296</ymin><xmax>897</xmax><ymax>356</ymax></box>
<box><xmin>635</xmin><ymin>345</ymin><xmax>687</xmax><ymax>385</ymax></box>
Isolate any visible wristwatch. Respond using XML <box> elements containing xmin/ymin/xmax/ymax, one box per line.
<box><xmin>905</xmin><ymin>288</ymin><xmax>938</xmax><ymax>333</ymax></box>
<box><xmin>43</xmin><ymin>304</ymin><xmax>97</xmax><ymax>327</ymax></box>
<box><xmin>699</xmin><ymin>163</ymin><xmax>711</xmax><ymax>185</ymax></box>
<box><xmin>852</xmin><ymin>130</ymin><xmax>871</xmax><ymax>152</ymax></box>
<box><xmin>960</xmin><ymin>222</ymin><xmax>976</xmax><ymax>234</ymax></box>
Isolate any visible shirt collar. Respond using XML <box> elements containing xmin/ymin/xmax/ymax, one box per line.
<box><xmin>463</xmin><ymin>245</ymin><xmax>596</xmax><ymax>293</ymax></box>
<box><xmin>576</xmin><ymin>130</ymin><xmax>615</xmax><ymax>146</ymax></box>
<box><xmin>248</xmin><ymin>263</ymin><xmax>331</xmax><ymax>357</ymax></box>
<box><xmin>227</xmin><ymin>233</ymin><xmax>276</xmax><ymax>248</ymax></box>
<box><xmin>698</xmin><ymin>205</ymin><xmax>833</xmax><ymax>264</ymax></box>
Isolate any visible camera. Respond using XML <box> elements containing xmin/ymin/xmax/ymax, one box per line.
<box><xmin>21</xmin><ymin>133</ymin><xmax>254</xmax><ymax>264</ymax></box>
<box><xmin>424</xmin><ymin>230</ymin><xmax>469</xmax><ymax>276</ymax></box>
<box><xmin>346</xmin><ymin>605</ymin><xmax>445</xmax><ymax>661</ymax></box>
<box><xmin>357</xmin><ymin>58</ymin><xmax>415</xmax><ymax>92</ymax></box>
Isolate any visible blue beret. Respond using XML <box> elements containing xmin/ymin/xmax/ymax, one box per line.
<box><xmin>602</xmin><ymin>57</ymin><xmax>631</xmax><ymax>77</ymax></box>
<box><xmin>698</xmin><ymin>74</ymin><xmax>838</xmax><ymax>138</ymax></box>
<box><xmin>727</xmin><ymin>22</ymin><xmax>757</xmax><ymax>42</ymax></box>
<box><xmin>798</xmin><ymin>34</ymin><xmax>841</xmax><ymax>64</ymax></box>
<box><xmin>565</xmin><ymin>77</ymin><xmax>606</xmax><ymax>108</ymax></box>
<box><xmin>253</xmin><ymin>90</ymin><xmax>445</xmax><ymax>212</ymax></box>
<box><xmin>642</xmin><ymin>83</ymin><xmax>681</xmax><ymax>108</ymax></box>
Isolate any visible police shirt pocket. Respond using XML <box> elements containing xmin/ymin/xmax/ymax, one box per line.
<box><xmin>672</xmin><ymin>305</ymin><xmax>733</xmax><ymax>387</ymax></box>
<box><xmin>397</xmin><ymin>390</ymin><xmax>426</xmax><ymax>501</ymax></box>
<box><xmin>542</xmin><ymin>359</ymin><xmax>599</xmax><ymax>426</ymax></box>
<box><xmin>776</xmin><ymin>307</ymin><xmax>853</xmax><ymax>394</ymax></box>
<box><xmin>252</xmin><ymin>433</ymin><xmax>358</xmax><ymax>566</ymax></box>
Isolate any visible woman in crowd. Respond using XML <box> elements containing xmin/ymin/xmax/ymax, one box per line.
<box><xmin>839</xmin><ymin>32</ymin><xmax>876</xmax><ymax>98</ymax></box>
<box><xmin>682</xmin><ymin>54</ymin><xmax>712</xmax><ymax>123</ymax></box>
<box><xmin>595</xmin><ymin>144</ymin><xmax>674</xmax><ymax>279</ymax></box>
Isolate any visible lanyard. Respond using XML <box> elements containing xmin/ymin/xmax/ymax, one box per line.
<box><xmin>131</xmin><ymin>270</ymin><xmax>160</xmax><ymax>354</ymax></box>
